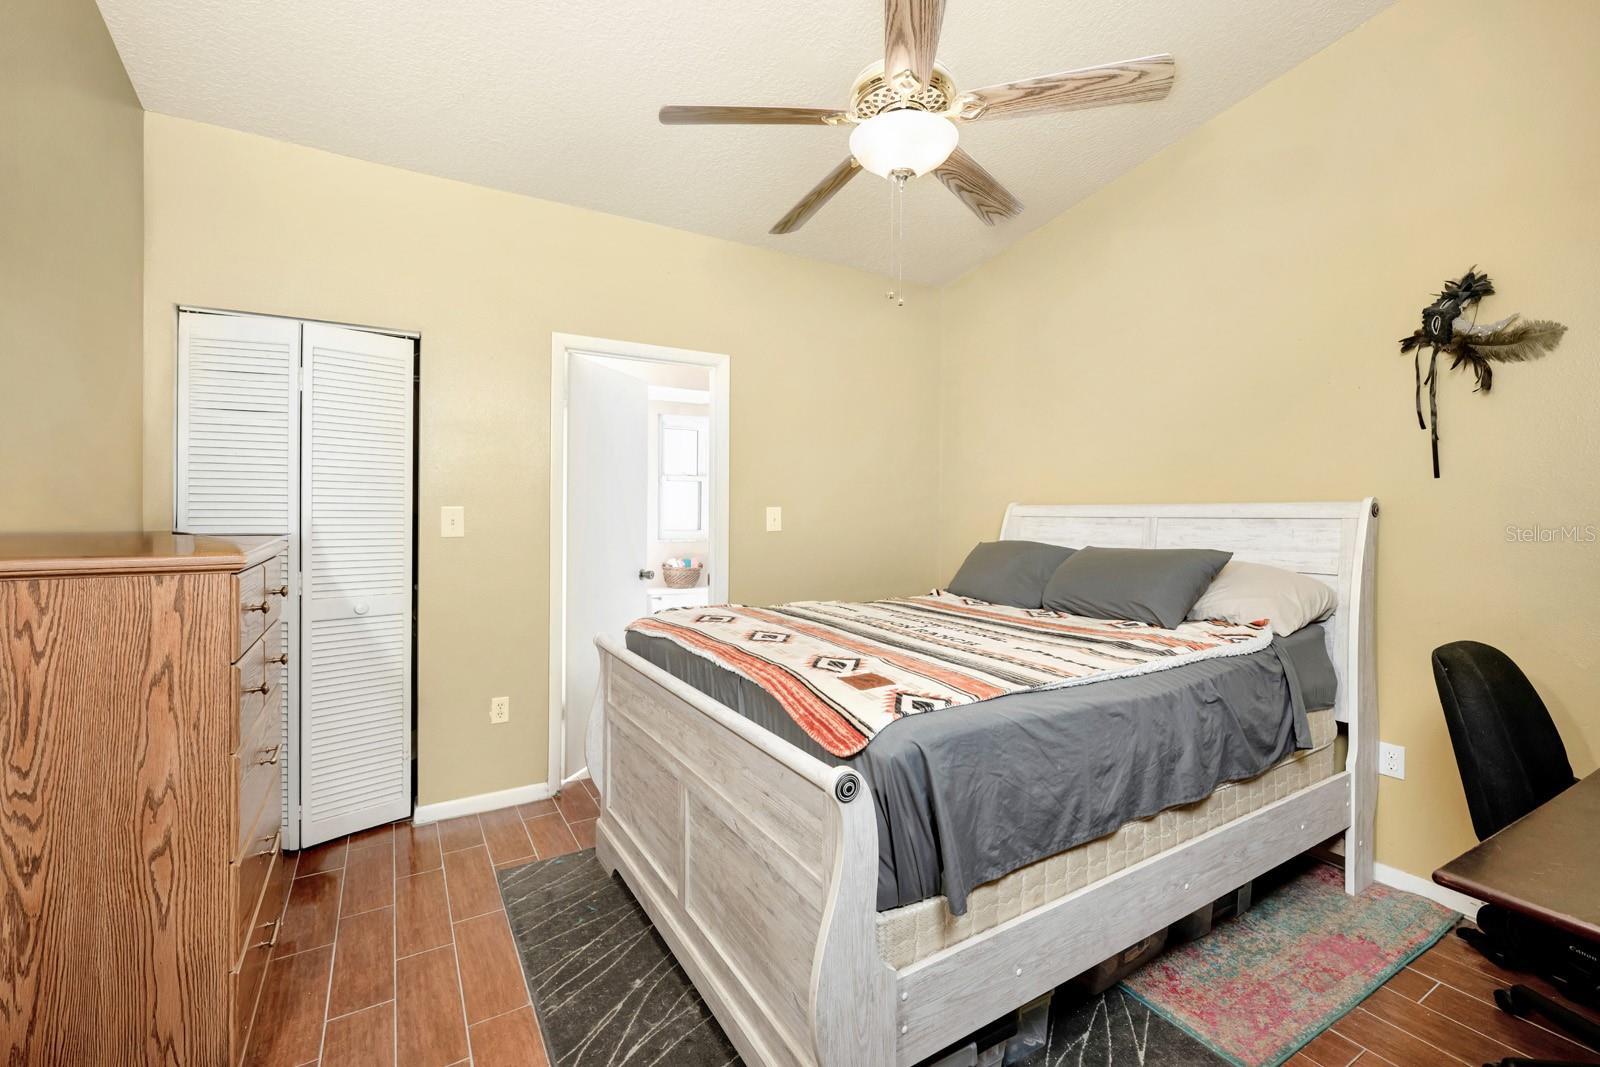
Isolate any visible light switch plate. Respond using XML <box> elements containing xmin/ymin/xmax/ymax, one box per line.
<box><xmin>441</xmin><ymin>505</ymin><xmax>465</xmax><ymax>538</ymax></box>
<box><xmin>765</xmin><ymin>506</ymin><xmax>782</xmax><ymax>532</ymax></box>
<box><xmin>1378</xmin><ymin>742</ymin><xmax>1405</xmax><ymax>779</ymax></box>
<box><xmin>490</xmin><ymin>696</ymin><xmax>509</xmax><ymax>724</ymax></box>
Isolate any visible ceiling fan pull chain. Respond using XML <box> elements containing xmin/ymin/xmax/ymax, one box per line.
<box><xmin>885</xmin><ymin>169</ymin><xmax>908</xmax><ymax>307</ymax></box>
<box><xmin>885</xmin><ymin>178</ymin><xmax>898</xmax><ymax>305</ymax></box>
<box><xmin>896</xmin><ymin>171</ymin><xmax>906</xmax><ymax>306</ymax></box>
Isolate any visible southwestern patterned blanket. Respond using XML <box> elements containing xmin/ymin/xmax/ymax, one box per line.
<box><xmin>625</xmin><ymin>590</ymin><xmax>1272</xmax><ymax>757</ymax></box>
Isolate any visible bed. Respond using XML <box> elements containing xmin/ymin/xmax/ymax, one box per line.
<box><xmin>588</xmin><ymin>501</ymin><xmax>1378</xmax><ymax>1067</ymax></box>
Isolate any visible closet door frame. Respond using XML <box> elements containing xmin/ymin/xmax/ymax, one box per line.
<box><xmin>548</xmin><ymin>332</ymin><xmax>731</xmax><ymax>794</ymax></box>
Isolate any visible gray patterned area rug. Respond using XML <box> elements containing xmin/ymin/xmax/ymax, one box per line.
<box><xmin>1020</xmin><ymin>989</ymin><xmax>1227</xmax><ymax>1066</ymax></box>
<box><xmin>498</xmin><ymin>850</ymin><xmax>739</xmax><ymax>1066</ymax></box>
<box><xmin>498</xmin><ymin>849</ymin><xmax>1226</xmax><ymax>1067</ymax></box>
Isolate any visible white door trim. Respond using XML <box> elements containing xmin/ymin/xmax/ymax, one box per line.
<box><xmin>548</xmin><ymin>333</ymin><xmax>731</xmax><ymax>791</ymax></box>
<box><xmin>178</xmin><ymin>303</ymin><xmax>421</xmax><ymax>340</ymax></box>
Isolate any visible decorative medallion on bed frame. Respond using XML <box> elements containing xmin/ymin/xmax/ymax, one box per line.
<box><xmin>589</xmin><ymin>500</ymin><xmax>1379</xmax><ymax>1067</ymax></box>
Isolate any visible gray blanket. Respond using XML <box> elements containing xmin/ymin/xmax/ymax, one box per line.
<box><xmin>624</xmin><ymin>624</ymin><xmax>1334</xmax><ymax>915</ymax></box>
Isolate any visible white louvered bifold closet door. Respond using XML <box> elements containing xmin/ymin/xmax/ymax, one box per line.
<box><xmin>176</xmin><ymin>312</ymin><xmax>299</xmax><ymax>533</ymax></box>
<box><xmin>299</xmin><ymin>324</ymin><xmax>415</xmax><ymax>845</ymax></box>
<box><xmin>175</xmin><ymin>310</ymin><xmax>301</xmax><ymax>847</ymax></box>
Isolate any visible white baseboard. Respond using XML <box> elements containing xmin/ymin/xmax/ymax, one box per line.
<box><xmin>1374</xmin><ymin>861</ymin><xmax>1484</xmax><ymax>918</ymax></box>
<box><xmin>413</xmin><ymin>781</ymin><xmax>554</xmax><ymax>825</ymax></box>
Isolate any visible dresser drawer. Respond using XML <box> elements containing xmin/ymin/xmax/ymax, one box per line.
<box><xmin>232</xmin><ymin>800</ymin><xmax>282</xmax><ymax>957</ymax></box>
<box><xmin>233</xmin><ymin>563</ymin><xmax>267</xmax><ymax>659</ymax></box>
<box><xmin>232</xmin><ymin>641</ymin><xmax>268</xmax><ymax>754</ymax></box>
<box><xmin>233</xmin><ymin>691</ymin><xmax>283</xmax><ymax>859</ymax></box>
<box><xmin>232</xmin><ymin>558</ymin><xmax>287</xmax><ymax>662</ymax></box>
<box><xmin>230</xmin><ymin>845</ymin><xmax>290</xmax><ymax>1067</ymax></box>
<box><xmin>230</xmin><ymin>933</ymin><xmax>270</xmax><ymax>1067</ymax></box>
<box><xmin>234</xmin><ymin>622</ymin><xmax>285</xmax><ymax>755</ymax></box>
<box><xmin>261</xmin><ymin>616</ymin><xmax>286</xmax><ymax>679</ymax></box>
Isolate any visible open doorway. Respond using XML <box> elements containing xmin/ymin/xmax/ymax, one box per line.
<box><xmin>548</xmin><ymin>333</ymin><xmax>730</xmax><ymax>790</ymax></box>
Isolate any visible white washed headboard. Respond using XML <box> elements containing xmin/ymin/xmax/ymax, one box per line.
<box><xmin>999</xmin><ymin>501</ymin><xmax>1378</xmax><ymax>726</ymax></box>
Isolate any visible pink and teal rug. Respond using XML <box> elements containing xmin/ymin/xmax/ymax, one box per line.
<box><xmin>1120</xmin><ymin>861</ymin><xmax>1457</xmax><ymax>1066</ymax></box>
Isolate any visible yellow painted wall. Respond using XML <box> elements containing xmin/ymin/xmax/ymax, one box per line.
<box><xmin>0</xmin><ymin>0</ymin><xmax>143</xmax><ymax>530</ymax></box>
<box><xmin>136</xmin><ymin>0</ymin><xmax>1598</xmax><ymax>876</ymax></box>
<box><xmin>935</xmin><ymin>0</ymin><xmax>1600</xmax><ymax>879</ymax></box>
<box><xmin>141</xmin><ymin>114</ymin><xmax>941</xmax><ymax>806</ymax></box>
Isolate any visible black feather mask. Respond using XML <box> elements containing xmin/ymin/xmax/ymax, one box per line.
<box><xmin>1397</xmin><ymin>268</ymin><xmax>1566</xmax><ymax>477</ymax></box>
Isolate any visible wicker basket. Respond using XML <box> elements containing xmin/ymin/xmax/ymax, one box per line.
<box><xmin>662</xmin><ymin>564</ymin><xmax>703</xmax><ymax>589</ymax></box>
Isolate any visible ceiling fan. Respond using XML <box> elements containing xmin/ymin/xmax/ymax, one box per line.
<box><xmin>659</xmin><ymin>0</ymin><xmax>1176</xmax><ymax>238</ymax></box>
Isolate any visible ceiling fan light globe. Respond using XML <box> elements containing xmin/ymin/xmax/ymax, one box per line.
<box><xmin>848</xmin><ymin>110</ymin><xmax>958</xmax><ymax>179</ymax></box>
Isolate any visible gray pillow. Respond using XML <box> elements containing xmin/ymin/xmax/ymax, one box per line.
<box><xmin>947</xmin><ymin>541</ymin><xmax>1076</xmax><ymax>609</ymax></box>
<box><xmin>1042</xmin><ymin>547</ymin><xmax>1233</xmax><ymax>629</ymax></box>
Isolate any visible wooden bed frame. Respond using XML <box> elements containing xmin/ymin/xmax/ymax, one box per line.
<box><xmin>589</xmin><ymin>501</ymin><xmax>1378</xmax><ymax>1067</ymax></box>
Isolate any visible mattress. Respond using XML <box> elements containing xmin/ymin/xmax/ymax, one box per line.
<box><xmin>625</xmin><ymin>620</ymin><xmax>1336</xmax><ymax>916</ymax></box>
<box><xmin>875</xmin><ymin>707</ymin><xmax>1339</xmax><ymax>969</ymax></box>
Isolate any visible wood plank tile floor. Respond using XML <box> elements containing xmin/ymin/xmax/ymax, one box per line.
<box><xmin>255</xmin><ymin>786</ymin><xmax>1599</xmax><ymax>1066</ymax></box>
<box><xmin>246</xmin><ymin>778</ymin><xmax>599</xmax><ymax>1067</ymax></box>
<box><xmin>1290</xmin><ymin>924</ymin><xmax>1600</xmax><ymax>1066</ymax></box>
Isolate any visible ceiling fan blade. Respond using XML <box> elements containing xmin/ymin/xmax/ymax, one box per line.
<box><xmin>660</xmin><ymin>105</ymin><xmax>849</xmax><ymax>126</ymax></box>
<box><xmin>934</xmin><ymin>148</ymin><xmax>1022</xmax><ymax>225</ymax></box>
<box><xmin>884</xmin><ymin>0</ymin><xmax>945</xmax><ymax>91</ymax></box>
<box><xmin>770</xmin><ymin>158</ymin><xmax>862</xmax><ymax>234</ymax></box>
<box><xmin>958</xmin><ymin>54</ymin><xmax>1175</xmax><ymax>120</ymax></box>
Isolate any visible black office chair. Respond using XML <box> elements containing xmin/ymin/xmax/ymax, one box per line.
<box><xmin>1433</xmin><ymin>641</ymin><xmax>1598</xmax><ymax>1066</ymax></box>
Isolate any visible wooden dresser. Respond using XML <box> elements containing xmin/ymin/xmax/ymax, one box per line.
<box><xmin>0</xmin><ymin>533</ymin><xmax>292</xmax><ymax>1066</ymax></box>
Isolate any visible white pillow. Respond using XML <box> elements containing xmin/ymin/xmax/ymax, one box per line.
<box><xmin>1187</xmin><ymin>561</ymin><xmax>1336</xmax><ymax>637</ymax></box>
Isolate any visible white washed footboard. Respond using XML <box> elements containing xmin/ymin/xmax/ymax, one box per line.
<box><xmin>593</xmin><ymin>638</ymin><xmax>896</xmax><ymax>1067</ymax></box>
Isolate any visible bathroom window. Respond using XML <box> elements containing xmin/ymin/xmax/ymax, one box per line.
<box><xmin>658</xmin><ymin>413</ymin><xmax>709</xmax><ymax>540</ymax></box>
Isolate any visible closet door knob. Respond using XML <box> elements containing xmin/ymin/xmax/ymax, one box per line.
<box><xmin>353</xmin><ymin>602</ymin><xmax>370</xmax><ymax>616</ymax></box>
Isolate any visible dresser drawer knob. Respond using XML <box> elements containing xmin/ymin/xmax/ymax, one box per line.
<box><xmin>244</xmin><ymin>602</ymin><xmax>271</xmax><ymax>614</ymax></box>
<box><xmin>244</xmin><ymin>682</ymin><xmax>269</xmax><ymax>696</ymax></box>
<box><xmin>253</xmin><ymin>919</ymin><xmax>281</xmax><ymax>949</ymax></box>
<box><xmin>271</xmin><ymin>653</ymin><xmax>290</xmax><ymax>665</ymax></box>
<box><xmin>270</xmin><ymin>585</ymin><xmax>289</xmax><ymax>597</ymax></box>
<box><xmin>259</xmin><ymin>829</ymin><xmax>282</xmax><ymax>853</ymax></box>
<box><xmin>254</xmin><ymin>744</ymin><xmax>283</xmax><ymax>767</ymax></box>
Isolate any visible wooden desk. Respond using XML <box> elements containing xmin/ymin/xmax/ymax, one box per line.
<box><xmin>1435</xmin><ymin>770</ymin><xmax>1600</xmax><ymax>943</ymax></box>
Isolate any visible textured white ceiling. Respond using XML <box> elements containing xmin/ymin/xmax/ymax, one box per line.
<box><xmin>97</xmin><ymin>0</ymin><xmax>1390</xmax><ymax>285</ymax></box>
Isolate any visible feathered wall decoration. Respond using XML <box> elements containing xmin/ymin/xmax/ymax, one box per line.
<box><xmin>1398</xmin><ymin>268</ymin><xmax>1567</xmax><ymax>477</ymax></box>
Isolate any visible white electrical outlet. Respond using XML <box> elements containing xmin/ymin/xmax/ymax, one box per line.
<box><xmin>441</xmin><ymin>506</ymin><xmax>465</xmax><ymax>538</ymax></box>
<box><xmin>766</xmin><ymin>506</ymin><xmax>782</xmax><ymax>532</ymax></box>
<box><xmin>490</xmin><ymin>696</ymin><xmax>510</xmax><ymax>724</ymax></box>
<box><xmin>1378</xmin><ymin>741</ymin><xmax>1405</xmax><ymax>779</ymax></box>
